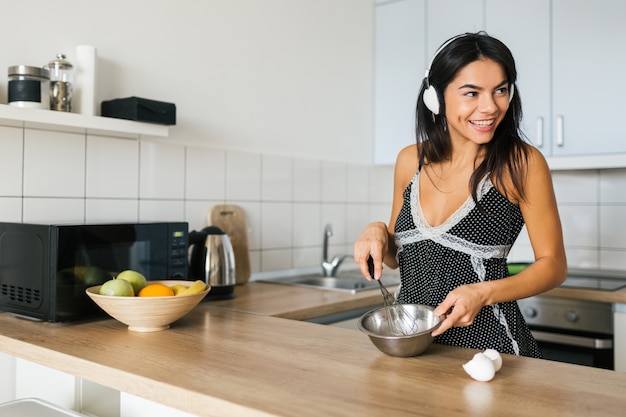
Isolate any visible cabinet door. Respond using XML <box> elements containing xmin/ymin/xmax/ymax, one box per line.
<box><xmin>426</xmin><ymin>0</ymin><xmax>484</xmax><ymax>55</ymax></box>
<box><xmin>552</xmin><ymin>0</ymin><xmax>626</xmax><ymax>155</ymax></box>
<box><xmin>485</xmin><ymin>0</ymin><xmax>551</xmax><ymax>155</ymax></box>
<box><xmin>374</xmin><ymin>0</ymin><xmax>426</xmax><ymax>165</ymax></box>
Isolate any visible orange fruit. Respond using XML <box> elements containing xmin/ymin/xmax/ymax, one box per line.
<box><xmin>138</xmin><ymin>283</ymin><xmax>175</xmax><ymax>297</ymax></box>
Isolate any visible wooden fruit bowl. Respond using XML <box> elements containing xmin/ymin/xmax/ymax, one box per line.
<box><xmin>86</xmin><ymin>280</ymin><xmax>210</xmax><ymax>332</ymax></box>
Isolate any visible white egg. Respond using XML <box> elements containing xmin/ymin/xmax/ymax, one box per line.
<box><xmin>483</xmin><ymin>349</ymin><xmax>503</xmax><ymax>372</ymax></box>
<box><xmin>462</xmin><ymin>352</ymin><xmax>496</xmax><ymax>382</ymax></box>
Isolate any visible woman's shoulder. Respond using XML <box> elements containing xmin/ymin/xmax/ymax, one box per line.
<box><xmin>394</xmin><ymin>144</ymin><xmax>420</xmax><ymax>183</ymax></box>
<box><xmin>396</xmin><ymin>144</ymin><xmax>419</xmax><ymax>170</ymax></box>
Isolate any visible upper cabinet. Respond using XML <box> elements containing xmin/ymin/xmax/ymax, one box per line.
<box><xmin>426</xmin><ymin>0</ymin><xmax>484</xmax><ymax>55</ymax></box>
<box><xmin>551</xmin><ymin>0</ymin><xmax>626</xmax><ymax>156</ymax></box>
<box><xmin>374</xmin><ymin>0</ymin><xmax>425</xmax><ymax>165</ymax></box>
<box><xmin>485</xmin><ymin>0</ymin><xmax>551</xmax><ymax>155</ymax></box>
<box><xmin>375</xmin><ymin>0</ymin><xmax>626</xmax><ymax>168</ymax></box>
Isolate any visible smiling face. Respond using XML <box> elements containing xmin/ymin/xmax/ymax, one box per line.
<box><xmin>443</xmin><ymin>58</ymin><xmax>512</xmax><ymax>147</ymax></box>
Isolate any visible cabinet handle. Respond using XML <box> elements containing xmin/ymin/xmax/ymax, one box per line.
<box><xmin>556</xmin><ymin>115</ymin><xmax>564</xmax><ymax>147</ymax></box>
<box><xmin>536</xmin><ymin>117</ymin><xmax>543</xmax><ymax>147</ymax></box>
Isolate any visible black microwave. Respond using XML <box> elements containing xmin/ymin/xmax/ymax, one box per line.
<box><xmin>0</xmin><ymin>222</ymin><xmax>188</xmax><ymax>322</ymax></box>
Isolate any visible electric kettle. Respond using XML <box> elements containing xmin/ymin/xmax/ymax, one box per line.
<box><xmin>188</xmin><ymin>226</ymin><xmax>236</xmax><ymax>300</ymax></box>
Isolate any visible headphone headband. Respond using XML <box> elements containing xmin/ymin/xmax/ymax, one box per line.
<box><xmin>422</xmin><ymin>33</ymin><xmax>514</xmax><ymax>115</ymax></box>
<box><xmin>424</xmin><ymin>33</ymin><xmax>470</xmax><ymax>80</ymax></box>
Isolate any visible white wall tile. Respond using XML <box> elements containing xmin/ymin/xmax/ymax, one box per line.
<box><xmin>369</xmin><ymin>202</ymin><xmax>392</xmax><ymax>224</ymax></box>
<box><xmin>249</xmin><ymin>250</ymin><xmax>261</xmax><ymax>275</ymax></box>
<box><xmin>292</xmin><ymin>203</ymin><xmax>321</xmax><ymax>247</ymax></box>
<box><xmin>185</xmin><ymin>200</ymin><xmax>223</xmax><ymax>232</ymax></box>
<box><xmin>321</xmin><ymin>161</ymin><xmax>347</xmax><ymax>202</ymax></box>
<box><xmin>86</xmin><ymin>136</ymin><xmax>139</xmax><ymax>198</ymax></box>
<box><xmin>0</xmin><ymin>126</ymin><xmax>23</xmax><ymax>196</ymax></box>
<box><xmin>185</xmin><ymin>146</ymin><xmax>226</xmax><ymax>200</ymax></box>
<box><xmin>261</xmin><ymin>248</ymin><xmax>293</xmax><ymax>272</ymax></box>
<box><xmin>346</xmin><ymin>203</ymin><xmax>370</xmax><ymax>244</ymax></box>
<box><xmin>139</xmin><ymin>141</ymin><xmax>185</xmax><ymax>199</ymax></box>
<box><xmin>600</xmin><ymin>250</ymin><xmax>626</xmax><ymax>271</ymax></box>
<box><xmin>369</xmin><ymin>164</ymin><xmax>394</xmax><ymax>203</ymax></box>
<box><xmin>293</xmin><ymin>247</ymin><xmax>321</xmax><ymax>269</ymax></box>
<box><xmin>138</xmin><ymin>199</ymin><xmax>185</xmax><ymax>222</ymax></box>
<box><xmin>600</xmin><ymin>168</ymin><xmax>626</xmax><ymax>203</ymax></box>
<box><xmin>321</xmin><ymin>203</ymin><xmax>347</xmax><ymax>244</ymax></box>
<box><xmin>600</xmin><ymin>206</ymin><xmax>626</xmax><ymax>248</ymax></box>
<box><xmin>226</xmin><ymin>150</ymin><xmax>261</xmax><ymax>201</ymax></box>
<box><xmin>22</xmin><ymin>198</ymin><xmax>84</xmax><ymax>223</ymax></box>
<box><xmin>86</xmin><ymin>199</ymin><xmax>139</xmax><ymax>223</ymax></box>
<box><xmin>552</xmin><ymin>170</ymin><xmax>599</xmax><ymax>203</ymax></box>
<box><xmin>261</xmin><ymin>154</ymin><xmax>293</xmax><ymax>202</ymax></box>
<box><xmin>23</xmin><ymin>130</ymin><xmax>85</xmax><ymax>197</ymax></box>
<box><xmin>261</xmin><ymin>202</ymin><xmax>292</xmax><ymax>249</ymax></box>
<box><xmin>0</xmin><ymin>197</ymin><xmax>22</xmax><ymax>222</ymax></box>
<box><xmin>565</xmin><ymin>248</ymin><xmax>599</xmax><ymax>269</ymax></box>
<box><xmin>293</xmin><ymin>158</ymin><xmax>321</xmax><ymax>202</ymax></box>
<box><xmin>347</xmin><ymin>164</ymin><xmax>370</xmax><ymax>203</ymax></box>
<box><xmin>558</xmin><ymin>205</ymin><xmax>599</xmax><ymax>247</ymax></box>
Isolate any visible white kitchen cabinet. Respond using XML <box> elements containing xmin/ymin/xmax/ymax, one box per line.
<box><xmin>615</xmin><ymin>304</ymin><xmax>626</xmax><ymax>373</ymax></box>
<box><xmin>0</xmin><ymin>352</ymin><xmax>15</xmax><ymax>403</ymax></box>
<box><xmin>375</xmin><ymin>1</ymin><xmax>626</xmax><ymax>168</ymax></box>
<box><xmin>485</xmin><ymin>0</ymin><xmax>551</xmax><ymax>153</ymax></box>
<box><xmin>425</xmin><ymin>0</ymin><xmax>484</xmax><ymax>55</ymax></box>
<box><xmin>374</xmin><ymin>0</ymin><xmax>426</xmax><ymax>165</ymax></box>
<box><xmin>551</xmin><ymin>0</ymin><xmax>626</xmax><ymax>156</ymax></box>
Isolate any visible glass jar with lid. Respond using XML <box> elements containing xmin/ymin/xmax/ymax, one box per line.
<box><xmin>46</xmin><ymin>53</ymin><xmax>74</xmax><ymax>112</ymax></box>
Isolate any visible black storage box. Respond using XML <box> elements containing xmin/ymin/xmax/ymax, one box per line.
<box><xmin>101</xmin><ymin>97</ymin><xmax>176</xmax><ymax>125</ymax></box>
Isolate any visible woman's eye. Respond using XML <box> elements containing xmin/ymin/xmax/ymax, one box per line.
<box><xmin>465</xmin><ymin>91</ymin><xmax>478</xmax><ymax>97</ymax></box>
<box><xmin>496</xmin><ymin>87</ymin><xmax>508</xmax><ymax>95</ymax></box>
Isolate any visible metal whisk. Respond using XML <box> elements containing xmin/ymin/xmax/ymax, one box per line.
<box><xmin>368</xmin><ymin>257</ymin><xmax>418</xmax><ymax>336</ymax></box>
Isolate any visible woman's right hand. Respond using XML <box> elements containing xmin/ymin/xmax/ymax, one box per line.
<box><xmin>353</xmin><ymin>222</ymin><xmax>391</xmax><ymax>281</ymax></box>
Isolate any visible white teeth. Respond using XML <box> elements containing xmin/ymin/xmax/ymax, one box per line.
<box><xmin>470</xmin><ymin>120</ymin><xmax>494</xmax><ymax>127</ymax></box>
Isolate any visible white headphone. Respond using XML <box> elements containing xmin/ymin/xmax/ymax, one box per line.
<box><xmin>422</xmin><ymin>34</ymin><xmax>515</xmax><ymax>115</ymax></box>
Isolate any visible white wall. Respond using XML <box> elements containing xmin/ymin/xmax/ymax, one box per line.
<box><xmin>0</xmin><ymin>0</ymin><xmax>374</xmax><ymax>163</ymax></box>
<box><xmin>2</xmin><ymin>0</ymin><xmax>626</xmax><ymax>274</ymax></box>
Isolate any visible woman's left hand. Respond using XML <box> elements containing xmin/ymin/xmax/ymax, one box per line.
<box><xmin>431</xmin><ymin>284</ymin><xmax>487</xmax><ymax>337</ymax></box>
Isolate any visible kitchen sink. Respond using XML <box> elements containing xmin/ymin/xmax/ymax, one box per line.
<box><xmin>258</xmin><ymin>270</ymin><xmax>401</xmax><ymax>293</ymax></box>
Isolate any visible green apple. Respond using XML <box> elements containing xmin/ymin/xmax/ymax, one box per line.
<box><xmin>83</xmin><ymin>266</ymin><xmax>111</xmax><ymax>286</ymax></box>
<box><xmin>116</xmin><ymin>270</ymin><xmax>148</xmax><ymax>294</ymax></box>
<box><xmin>99</xmin><ymin>278</ymin><xmax>135</xmax><ymax>296</ymax></box>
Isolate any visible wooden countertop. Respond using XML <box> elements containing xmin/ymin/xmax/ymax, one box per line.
<box><xmin>2</xmin><ymin>281</ymin><xmax>626</xmax><ymax>416</ymax></box>
<box><xmin>205</xmin><ymin>282</ymin><xmax>386</xmax><ymax>320</ymax></box>
<box><xmin>541</xmin><ymin>285</ymin><xmax>626</xmax><ymax>304</ymax></box>
<box><xmin>206</xmin><ymin>280</ymin><xmax>626</xmax><ymax>322</ymax></box>
<box><xmin>2</xmin><ymin>305</ymin><xmax>626</xmax><ymax>417</ymax></box>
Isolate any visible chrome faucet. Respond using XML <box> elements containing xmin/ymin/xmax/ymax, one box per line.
<box><xmin>321</xmin><ymin>223</ymin><xmax>352</xmax><ymax>277</ymax></box>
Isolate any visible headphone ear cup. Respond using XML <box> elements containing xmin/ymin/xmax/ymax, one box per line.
<box><xmin>509</xmin><ymin>84</ymin><xmax>515</xmax><ymax>103</ymax></box>
<box><xmin>423</xmin><ymin>85</ymin><xmax>441</xmax><ymax>115</ymax></box>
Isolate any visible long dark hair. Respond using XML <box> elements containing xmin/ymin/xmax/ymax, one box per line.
<box><xmin>416</xmin><ymin>31</ymin><xmax>529</xmax><ymax>204</ymax></box>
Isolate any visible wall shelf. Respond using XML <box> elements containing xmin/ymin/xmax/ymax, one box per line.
<box><xmin>0</xmin><ymin>104</ymin><xmax>169</xmax><ymax>139</ymax></box>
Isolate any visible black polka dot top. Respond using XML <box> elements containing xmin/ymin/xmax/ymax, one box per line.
<box><xmin>394</xmin><ymin>170</ymin><xmax>541</xmax><ymax>357</ymax></box>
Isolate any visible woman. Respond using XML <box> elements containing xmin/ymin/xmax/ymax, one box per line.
<box><xmin>354</xmin><ymin>32</ymin><xmax>567</xmax><ymax>357</ymax></box>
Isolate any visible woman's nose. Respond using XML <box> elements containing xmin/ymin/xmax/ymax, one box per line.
<box><xmin>478</xmin><ymin>94</ymin><xmax>497</xmax><ymax>113</ymax></box>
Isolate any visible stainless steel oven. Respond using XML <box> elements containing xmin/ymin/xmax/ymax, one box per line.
<box><xmin>517</xmin><ymin>269</ymin><xmax>626</xmax><ymax>370</ymax></box>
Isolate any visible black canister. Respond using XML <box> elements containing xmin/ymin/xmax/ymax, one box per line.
<box><xmin>8</xmin><ymin>65</ymin><xmax>50</xmax><ymax>109</ymax></box>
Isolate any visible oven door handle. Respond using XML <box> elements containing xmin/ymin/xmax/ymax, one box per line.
<box><xmin>531</xmin><ymin>330</ymin><xmax>613</xmax><ymax>349</ymax></box>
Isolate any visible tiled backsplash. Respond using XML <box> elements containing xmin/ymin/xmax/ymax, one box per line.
<box><xmin>1</xmin><ymin>125</ymin><xmax>625</xmax><ymax>275</ymax></box>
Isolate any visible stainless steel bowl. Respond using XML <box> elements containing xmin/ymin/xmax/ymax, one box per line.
<box><xmin>358</xmin><ymin>304</ymin><xmax>442</xmax><ymax>357</ymax></box>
